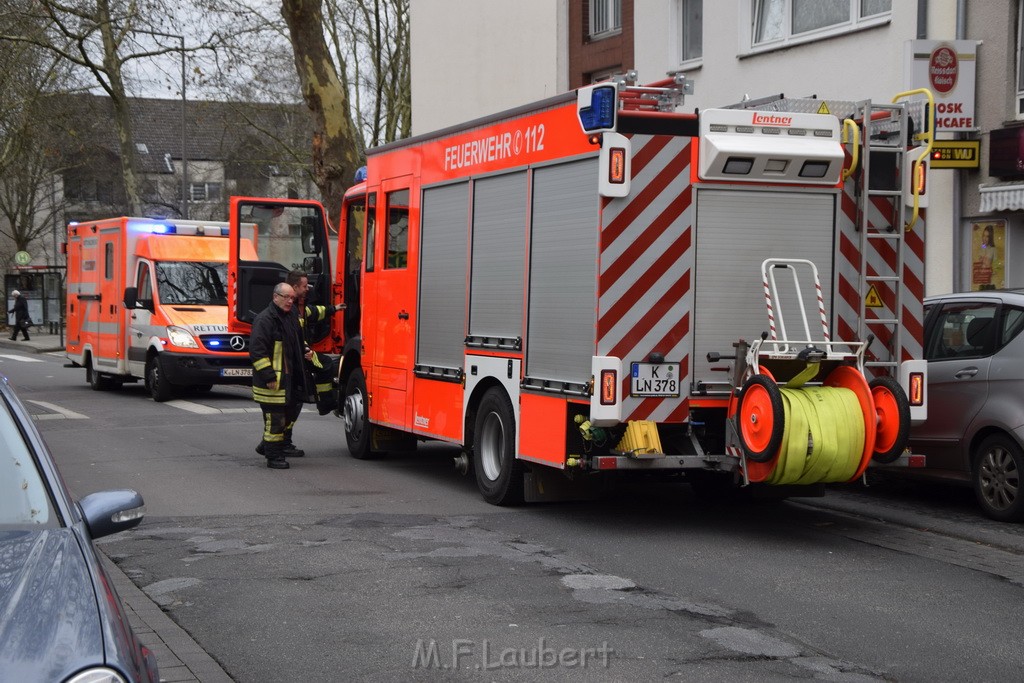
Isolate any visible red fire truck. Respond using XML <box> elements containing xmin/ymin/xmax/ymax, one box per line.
<box><xmin>227</xmin><ymin>76</ymin><xmax>932</xmax><ymax>504</ymax></box>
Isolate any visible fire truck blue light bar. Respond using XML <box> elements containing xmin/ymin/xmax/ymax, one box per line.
<box><xmin>579</xmin><ymin>85</ymin><xmax>617</xmax><ymax>132</ymax></box>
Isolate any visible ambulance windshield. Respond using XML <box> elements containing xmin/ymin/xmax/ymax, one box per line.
<box><xmin>155</xmin><ymin>261</ymin><xmax>228</xmax><ymax>305</ymax></box>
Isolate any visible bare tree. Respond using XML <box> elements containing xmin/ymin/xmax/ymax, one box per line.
<box><xmin>280</xmin><ymin>0</ymin><xmax>363</xmax><ymax>215</ymax></box>
<box><xmin>0</xmin><ymin>3</ymin><xmax>78</xmax><ymax>259</ymax></box>
<box><xmin>0</xmin><ymin>0</ymin><xmax>215</xmax><ymax>215</ymax></box>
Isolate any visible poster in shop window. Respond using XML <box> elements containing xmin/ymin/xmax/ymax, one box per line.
<box><xmin>971</xmin><ymin>220</ymin><xmax>1005</xmax><ymax>291</ymax></box>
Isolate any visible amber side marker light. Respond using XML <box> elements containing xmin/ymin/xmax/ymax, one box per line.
<box><xmin>600</xmin><ymin>370</ymin><xmax>617</xmax><ymax>405</ymax></box>
<box><xmin>609</xmin><ymin>148</ymin><xmax>626</xmax><ymax>184</ymax></box>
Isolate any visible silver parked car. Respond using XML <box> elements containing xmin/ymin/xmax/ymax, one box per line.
<box><xmin>909</xmin><ymin>290</ymin><xmax>1024</xmax><ymax>522</ymax></box>
<box><xmin>0</xmin><ymin>374</ymin><xmax>158</xmax><ymax>682</ymax></box>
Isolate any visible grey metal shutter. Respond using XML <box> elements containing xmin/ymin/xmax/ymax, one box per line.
<box><xmin>469</xmin><ymin>172</ymin><xmax>528</xmax><ymax>343</ymax></box>
<box><xmin>417</xmin><ymin>182</ymin><xmax>469</xmax><ymax>372</ymax></box>
<box><xmin>526</xmin><ymin>158</ymin><xmax>599</xmax><ymax>385</ymax></box>
<box><xmin>693</xmin><ymin>188</ymin><xmax>837</xmax><ymax>381</ymax></box>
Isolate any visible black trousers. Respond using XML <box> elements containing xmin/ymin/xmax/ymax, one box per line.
<box><xmin>9</xmin><ymin>321</ymin><xmax>29</xmax><ymax>340</ymax></box>
<box><xmin>260</xmin><ymin>402</ymin><xmax>303</xmax><ymax>446</ymax></box>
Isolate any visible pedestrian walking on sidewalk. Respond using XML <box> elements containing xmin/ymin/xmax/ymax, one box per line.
<box><xmin>249</xmin><ymin>283</ymin><xmax>313</xmax><ymax>469</ymax></box>
<box><xmin>8</xmin><ymin>290</ymin><xmax>30</xmax><ymax>341</ymax></box>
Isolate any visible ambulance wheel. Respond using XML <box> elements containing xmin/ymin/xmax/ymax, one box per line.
<box><xmin>87</xmin><ymin>358</ymin><xmax>115</xmax><ymax>391</ymax></box>
<box><xmin>473</xmin><ymin>387</ymin><xmax>524</xmax><ymax>506</ymax></box>
<box><xmin>869</xmin><ymin>376</ymin><xmax>910</xmax><ymax>464</ymax></box>
<box><xmin>738</xmin><ymin>374</ymin><xmax>784</xmax><ymax>463</ymax></box>
<box><xmin>145</xmin><ymin>356</ymin><xmax>174</xmax><ymax>402</ymax></box>
<box><xmin>344</xmin><ymin>367</ymin><xmax>373</xmax><ymax>459</ymax></box>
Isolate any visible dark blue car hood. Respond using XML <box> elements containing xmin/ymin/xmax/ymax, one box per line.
<box><xmin>0</xmin><ymin>527</ymin><xmax>104</xmax><ymax>681</ymax></box>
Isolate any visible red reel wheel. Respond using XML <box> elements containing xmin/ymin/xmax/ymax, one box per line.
<box><xmin>738</xmin><ymin>374</ymin><xmax>785</xmax><ymax>464</ymax></box>
<box><xmin>869</xmin><ymin>375</ymin><xmax>911</xmax><ymax>464</ymax></box>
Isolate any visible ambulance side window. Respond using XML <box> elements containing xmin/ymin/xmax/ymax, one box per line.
<box><xmin>105</xmin><ymin>243</ymin><xmax>114</xmax><ymax>280</ymax></box>
<box><xmin>385</xmin><ymin>189</ymin><xmax>409</xmax><ymax>270</ymax></box>
<box><xmin>365</xmin><ymin>192</ymin><xmax>376</xmax><ymax>273</ymax></box>
<box><xmin>136</xmin><ymin>265</ymin><xmax>154</xmax><ymax>310</ymax></box>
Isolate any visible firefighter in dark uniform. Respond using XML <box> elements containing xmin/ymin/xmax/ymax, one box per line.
<box><xmin>250</xmin><ymin>282</ymin><xmax>312</xmax><ymax>469</ymax></box>
<box><xmin>286</xmin><ymin>270</ymin><xmax>344</xmax><ymax>417</ymax></box>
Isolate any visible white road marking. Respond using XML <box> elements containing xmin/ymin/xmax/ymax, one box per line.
<box><xmin>0</xmin><ymin>354</ymin><xmax>45</xmax><ymax>363</ymax></box>
<box><xmin>27</xmin><ymin>400</ymin><xmax>89</xmax><ymax>420</ymax></box>
<box><xmin>165</xmin><ymin>399</ymin><xmax>222</xmax><ymax>414</ymax></box>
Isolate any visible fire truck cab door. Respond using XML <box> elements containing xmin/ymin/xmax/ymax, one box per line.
<box><xmin>227</xmin><ymin>197</ymin><xmax>332</xmax><ymax>335</ymax></box>
<box><xmin>365</xmin><ymin>180</ymin><xmax>416</xmax><ymax>430</ymax></box>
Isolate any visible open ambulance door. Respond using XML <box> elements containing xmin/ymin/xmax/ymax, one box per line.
<box><xmin>227</xmin><ymin>197</ymin><xmax>332</xmax><ymax>336</ymax></box>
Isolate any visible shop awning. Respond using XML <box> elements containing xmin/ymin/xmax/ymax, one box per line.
<box><xmin>979</xmin><ymin>182</ymin><xmax>1024</xmax><ymax>212</ymax></box>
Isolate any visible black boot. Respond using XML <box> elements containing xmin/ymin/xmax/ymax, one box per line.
<box><xmin>282</xmin><ymin>439</ymin><xmax>305</xmax><ymax>457</ymax></box>
<box><xmin>255</xmin><ymin>441</ymin><xmax>266</xmax><ymax>456</ymax></box>
<box><xmin>263</xmin><ymin>442</ymin><xmax>289</xmax><ymax>469</ymax></box>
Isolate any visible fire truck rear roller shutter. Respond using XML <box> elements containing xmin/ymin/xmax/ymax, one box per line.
<box><xmin>526</xmin><ymin>158</ymin><xmax>599</xmax><ymax>386</ymax></box>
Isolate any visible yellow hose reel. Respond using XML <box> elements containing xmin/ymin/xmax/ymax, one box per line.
<box><xmin>735</xmin><ymin>366</ymin><xmax>910</xmax><ymax>485</ymax></box>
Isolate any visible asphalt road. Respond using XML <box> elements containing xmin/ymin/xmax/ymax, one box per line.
<box><xmin>6</xmin><ymin>348</ymin><xmax>1024</xmax><ymax>682</ymax></box>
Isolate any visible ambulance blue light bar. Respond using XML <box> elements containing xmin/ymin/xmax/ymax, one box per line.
<box><xmin>577</xmin><ymin>83</ymin><xmax>619</xmax><ymax>133</ymax></box>
<box><xmin>130</xmin><ymin>221</ymin><xmax>176</xmax><ymax>234</ymax></box>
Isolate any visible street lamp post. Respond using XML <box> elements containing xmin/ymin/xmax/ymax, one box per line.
<box><xmin>139</xmin><ymin>30</ymin><xmax>188</xmax><ymax>218</ymax></box>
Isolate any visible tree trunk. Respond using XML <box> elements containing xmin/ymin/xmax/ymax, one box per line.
<box><xmin>281</xmin><ymin>0</ymin><xmax>362</xmax><ymax>218</ymax></box>
<box><xmin>96</xmin><ymin>0</ymin><xmax>142</xmax><ymax>215</ymax></box>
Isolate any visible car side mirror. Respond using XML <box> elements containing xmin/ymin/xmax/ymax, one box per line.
<box><xmin>123</xmin><ymin>287</ymin><xmax>137</xmax><ymax>309</ymax></box>
<box><xmin>79</xmin><ymin>489</ymin><xmax>145</xmax><ymax>539</ymax></box>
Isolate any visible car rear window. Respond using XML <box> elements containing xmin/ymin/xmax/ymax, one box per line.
<box><xmin>0</xmin><ymin>397</ymin><xmax>59</xmax><ymax>529</ymax></box>
<box><xmin>1002</xmin><ymin>306</ymin><xmax>1024</xmax><ymax>346</ymax></box>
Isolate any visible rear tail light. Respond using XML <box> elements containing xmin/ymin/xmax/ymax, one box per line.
<box><xmin>908</xmin><ymin>372</ymin><xmax>924</xmax><ymax>406</ymax></box>
<box><xmin>600</xmin><ymin>369</ymin><xmax>617</xmax><ymax>405</ymax></box>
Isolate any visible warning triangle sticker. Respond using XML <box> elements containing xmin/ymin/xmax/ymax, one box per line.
<box><xmin>865</xmin><ymin>285</ymin><xmax>883</xmax><ymax>308</ymax></box>
<box><xmin>817</xmin><ymin>101</ymin><xmax>831</xmax><ymax>115</ymax></box>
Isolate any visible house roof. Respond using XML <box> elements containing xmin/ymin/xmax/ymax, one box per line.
<box><xmin>60</xmin><ymin>93</ymin><xmax>312</xmax><ymax>175</ymax></box>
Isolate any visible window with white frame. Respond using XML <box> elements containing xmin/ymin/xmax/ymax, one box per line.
<box><xmin>589</xmin><ymin>0</ymin><xmax>621</xmax><ymax>39</ymax></box>
<box><xmin>1018</xmin><ymin>2</ymin><xmax>1024</xmax><ymax>118</ymax></box>
<box><xmin>189</xmin><ymin>182</ymin><xmax>222</xmax><ymax>202</ymax></box>
<box><xmin>678</xmin><ymin>0</ymin><xmax>703</xmax><ymax>64</ymax></box>
<box><xmin>752</xmin><ymin>0</ymin><xmax>890</xmax><ymax>49</ymax></box>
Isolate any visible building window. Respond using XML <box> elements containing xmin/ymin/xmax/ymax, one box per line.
<box><xmin>752</xmin><ymin>0</ymin><xmax>890</xmax><ymax>49</ymax></box>
<box><xmin>189</xmin><ymin>182</ymin><xmax>222</xmax><ymax>202</ymax></box>
<box><xmin>678</xmin><ymin>0</ymin><xmax>703</xmax><ymax>64</ymax></box>
<box><xmin>589</xmin><ymin>0</ymin><xmax>622</xmax><ymax>39</ymax></box>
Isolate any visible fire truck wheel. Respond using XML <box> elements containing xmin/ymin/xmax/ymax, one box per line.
<box><xmin>473</xmin><ymin>387</ymin><xmax>524</xmax><ymax>506</ymax></box>
<box><xmin>738</xmin><ymin>374</ymin><xmax>784</xmax><ymax>463</ymax></box>
<box><xmin>344</xmin><ymin>368</ymin><xmax>374</xmax><ymax>459</ymax></box>
<box><xmin>145</xmin><ymin>356</ymin><xmax>174</xmax><ymax>402</ymax></box>
<box><xmin>869</xmin><ymin>376</ymin><xmax>910</xmax><ymax>464</ymax></box>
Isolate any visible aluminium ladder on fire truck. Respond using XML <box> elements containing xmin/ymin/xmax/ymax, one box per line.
<box><xmin>727</xmin><ymin>95</ymin><xmax>921</xmax><ymax>376</ymax></box>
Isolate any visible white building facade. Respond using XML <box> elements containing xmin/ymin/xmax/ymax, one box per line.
<box><xmin>409</xmin><ymin>1</ymin><xmax>977</xmax><ymax>295</ymax></box>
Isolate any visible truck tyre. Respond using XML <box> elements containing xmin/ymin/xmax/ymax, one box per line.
<box><xmin>972</xmin><ymin>434</ymin><xmax>1024</xmax><ymax>522</ymax></box>
<box><xmin>344</xmin><ymin>367</ymin><xmax>374</xmax><ymax>459</ymax></box>
<box><xmin>473</xmin><ymin>387</ymin><xmax>524</xmax><ymax>506</ymax></box>
<box><xmin>146</xmin><ymin>356</ymin><xmax>174</xmax><ymax>402</ymax></box>
<box><xmin>869</xmin><ymin>375</ymin><xmax>910</xmax><ymax>464</ymax></box>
